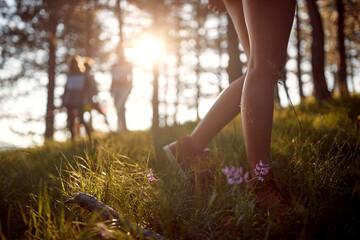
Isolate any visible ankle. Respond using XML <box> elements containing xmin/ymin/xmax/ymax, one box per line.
<box><xmin>187</xmin><ymin>135</ymin><xmax>208</xmax><ymax>152</ymax></box>
<box><xmin>168</xmin><ymin>136</ymin><xmax>206</xmax><ymax>158</ymax></box>
<box><xmin>185</xmin><ymin>136</ymin><xmax>204</xmax><ymax>153</ymax></box>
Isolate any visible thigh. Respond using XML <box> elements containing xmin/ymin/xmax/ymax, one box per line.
<box><xmin>242</xmin><ymin>0</ymin><xmax>296</xmax><ymax>69</ymax></box>
<box><xmin>224</xmin><ymin>0</ymin><xmax>250</xmax><ymax>59</ymax></box>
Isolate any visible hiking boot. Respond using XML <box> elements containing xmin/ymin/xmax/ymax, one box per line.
<box><xmin>163</xmin><ymin>136</ymin><xmax>212</xmax><ymax>179</ymax></box>
<box><xmin>247</xmin><ymin>175</ymin><xmax>306</xmax><ymax>216</ymax></box>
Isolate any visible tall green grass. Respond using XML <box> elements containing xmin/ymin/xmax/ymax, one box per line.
<box><xmin>1</xmin><ymin>97</ymin><xmax>360</xmax><ymax>239</ymax></box>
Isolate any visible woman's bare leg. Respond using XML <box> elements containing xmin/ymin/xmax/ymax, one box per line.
<box><xmin>190</xmin><ymin>1</ymin><xmax>249</xmax><ymax>150</ymax></box>
<box><xmin>190</xmin><ymin>75</ymin><xmax>244</xmax><ymax>149</ymax></box>
<box><xmin>239</xmin><ymin>0</ymin><xmax>296</xmax><ymax>174</ymax></box>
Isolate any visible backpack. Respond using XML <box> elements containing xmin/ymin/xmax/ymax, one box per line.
<box><xmin>62</xmin><ymin>74</ymin><xmax>87</xmax><ymax>108</ymax></box>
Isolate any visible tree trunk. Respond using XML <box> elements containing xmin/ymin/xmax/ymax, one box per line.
<box><xmin>349</xmin><ymin>54</ymin><xmax>355</xmax><ymax>94</ymax></box>
<box><xmin>195</xmin><ymin>5</ymin><xmax>203</xmax><ymax>121</ymax></box>
<box><xmin>86</xmin><ymin>1</ymin><xmax>94</xmax><ymax>58</ymax></box>
<box><xmin>44</xmin><ymin>12</ymin><xmax>58</xmax><ymax>139</ymax></box>
<box><xmin>152</xmin><ymin>65</ymin><xmax>159</xmax><ymax>129</ymax></box>
<box><xmin>296</xmin><ymin>4</ymin><xmax>305</xmax><ymax>100</ymax></box>
<box><xmin>306</xmin><ymin>0</ymin><xmax>331</xmax><ymax>101</ymax></box>
<box><xmin>150</xmin><ymin>5</ymin><xmax>165</xmax><ymax>129</ymax></box>
<box><xmin>226</xmin><ymin>15</ymin><xmax>243</xmax><ymax>84</ymax></box>
<box><xmin>195</xmin><ymin>38</ymin><xmax>201</xmax><ymax>121</ymax></box>
<box><xmin>174</xmin><ymin>40</ymin><xmax>181</xmax><ymax>125</ymax></box>
<box><xmin>336</xmin><ymin>0</ymin><xmax>348</xmax><ymax>96</ymax></box>
<box><xmin>86</xmin><ymin>1</ymin><xmax>94</xmax><ymax>131</ymax></box>
<box><xmin>116</xmin><ymin>0</ymin><xmax>124</xmax><ymax>58</ymax></box>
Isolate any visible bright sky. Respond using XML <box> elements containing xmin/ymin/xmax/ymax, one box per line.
<box><xmin>3</xmin><ymin>51</ymin><xmax>359</xmax><ymax>150</ymax></box>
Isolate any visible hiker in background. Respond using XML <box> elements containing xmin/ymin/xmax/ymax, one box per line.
<box><xmin>62</xmin><ymin>56</ymin><xmax>91</xmax><ymax>141</ymax></box>
<box><xmin>83</xmin><ymin>58</ymin><xmax>110</xmax><ymax>131</ymax></box>
<box><xmin>110</xmin><ymin>53</ymin><xmax>133</xmax><ymax>133</ymax></box>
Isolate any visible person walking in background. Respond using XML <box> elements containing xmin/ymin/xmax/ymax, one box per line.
<box><xmin>163</xmin><ymin>0</ymin><xmax>305</xmax><ymax>215</ymax></box>
<box><xmin>62</xmin><ymin>56</ymin><xmax>91</xmax><ymax>141</ymax></box>
<box><xmin>83</xmin><ymin>58</ymin><xmax>110</xmax><ymax>131</ymax></box>
<box><xmin>111</xmin><ymin>52</ymin><xmax>133</xmax><ymax>133</ymax></box>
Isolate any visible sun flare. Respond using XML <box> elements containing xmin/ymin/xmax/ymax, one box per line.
<box><xmin>130</xmin><ymin>33</ymin><xmax>166</xmax><ymax>69</ymax></box>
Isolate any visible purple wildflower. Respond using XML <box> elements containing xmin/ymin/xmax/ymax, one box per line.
<box><xmin>254</xmin><ymin>160</ymin><xmax>271</xmax><ymax>182</ymax></box>
<box><xmin>222</xmin><ymin>166</ymin><xmax>249</xmax><ymax>185</ymax></box>
<box><xmin>222</xmin><ymin>166</ymin><xmax>230</xmax><ymax>175</ymax></box>
<box><xmin>227</xmin><ymin>178</ymin><xmax>235</xmax><ymax>184</ymax></box>
<box><xmin>147</xmin><ymin>170</ymin><xmax>159</xmax><ymax>182</ymax></box>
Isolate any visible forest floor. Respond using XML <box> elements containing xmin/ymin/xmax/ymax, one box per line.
<box><xmin>1</xmin><ymin>96</ymin><xmax>360</xmax><ymax>240</ymax></box>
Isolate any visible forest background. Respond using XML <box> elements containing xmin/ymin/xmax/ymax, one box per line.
<box><xmin>0</xmin><ymin>0</ymin><xmax>359</xmax><ymax>148</ymax></box>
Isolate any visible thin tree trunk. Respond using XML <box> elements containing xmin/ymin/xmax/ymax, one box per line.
<box><xmin>86</xmin><ymin>1</ymin><xmax>94</xmax><ymax>58</ymax></box>
<box><xmin>349</xmin><ymin>54</ymin><xmax>355</xmax><ymax>94</ymax></box>
<box><xmin>163</xmin><ymin>67</ymin><xmax>169</xmax><ymax>127</ymax></box>
<box><xmin>195</xmin><ymin>40</ymin><xmax>201</xmax><ymax>121</ymax></box>
<box><xmin>296</xmin><ymin>4</ymin><xmax>304</xmax><ymax>100</ymax></box>
<box><xmin>151</xmin><ymin>5</ymin><xmax>165</xmax><ymax>129</ymax></box>
<box><xmin>172</xmin><ymin>13</ymin><xmax>181</xmax><ymax>125</ymax></box>
<box><xmin>336</xmin><ymin>0</ymin><xmax>348</xmax><ymax>96</ymax></box>
<box><xmin>44</xmin><ymin>12</ymin><xmax>58</xmax><ymax>139</ymax></box>
<box><xmin>174</xmin><ymin>40</ymin><xmax>181</xmax><ymax>125</ymax></box>
<box><xmin>306</xmin><ymin>0</ymin><xmax>331</xmax><ymax>101</ymax></box>
<box><xmin>116</xmin><ymin>0</ymin><xmax>124</xmax><ymax>58</ymax></box>
<box><xmin>152</xmin><ymin>65</ymin><xmax>159</xmax><ymax>129</ymax></box>
<box><xmin>195</xmin><ymin>4</ymin><xmax>203</xmax><ymax>121</ymax></box>
<box><xmin>115</xmin><ymin>0</ymin><xmax>129</xmax><ymax>131</ymax></box>
<box><xmin>86</xmin><ymin>1</ymin><xmax>94</xmax><ymax>131</ymax></box>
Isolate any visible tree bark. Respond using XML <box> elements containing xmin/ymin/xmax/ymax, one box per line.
<box><xmin>349</xmin><ymin>54</ymin><xmax>355</xmax><ymax>94</ymax></box>
<box><xmin>195</xmin><ymin>4</ymin><xmax>204</xmax><ymax>121</ymax></box>
<box><xmin>86</xmin><ymin>1</ymin><xmax>94</xmax><ymax>58</ymax></box>
<box><xmin>150</xmin><ymin>5</ymin><xmax>165</xmax><ymax>129</ymax></box>
<box><xmin>174</xmin><ymin>39</ymin><xmax>181</xmax><ymax>125</ymax></box>
<box><xmin>295</xmin><ymin>5</ymin><xmax>305</xmax><ymax>100</ymax></box>
<box><xmin>306</xmin><ymin>0</ymin><xmax>331</xmax><ymax>101</ymax></box>
<box><xmin>116</xmin><ymin>0</ymin><xmax>124</xmax><ymax>58</ymax></box>
<box><xmin>44</xmin><ymin>12</ymin><xmax>58</xmax><ymax>139</ymax></box>
<box><xmin>152</xmin><ymin>65</ymin><xmax>159</xmax><ymax>129</ymax></box>
<box><xmin>336</xmin><ymin>0</ymin><xmax>348</xmax><ymax>96</ymax></box>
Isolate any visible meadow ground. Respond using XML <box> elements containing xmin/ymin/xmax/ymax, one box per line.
<box><xmin>0</xmin><ymin>97</ymin><xmax>360</xmax><ymax>239</ymax></box>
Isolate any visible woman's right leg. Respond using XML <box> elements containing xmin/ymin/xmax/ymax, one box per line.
<box><xmin>190</xmin><ymin>1</ymin><xmax>250</xmax><ymax>150</ymax></box>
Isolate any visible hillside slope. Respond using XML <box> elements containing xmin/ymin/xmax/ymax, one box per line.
<box><xmin>1</xmin><ymin>97</ymin><xmax>360</xmax><ymax>239</ymax></box>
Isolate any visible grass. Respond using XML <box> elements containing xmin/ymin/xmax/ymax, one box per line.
<box><xmin>1</xmin><ymin>96</ymin><xmax>360</xmax><ymax>239</ymax></box>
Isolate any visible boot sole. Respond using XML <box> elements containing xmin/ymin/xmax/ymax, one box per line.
<box><xmin>162</xmin><ymin>144</ymin><xmax>187</xmax><ymax>179</ymax></box>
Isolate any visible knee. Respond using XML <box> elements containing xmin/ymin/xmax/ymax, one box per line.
<box><xmin>248</xmin><ymin>54</ymin><xmax>287</xmax><ymax>79</ymax></box>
